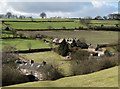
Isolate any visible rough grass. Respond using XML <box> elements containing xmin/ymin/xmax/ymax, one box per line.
<box><xmin>20</xmin><ymin>30</ymin><xmax>118</xmax><ymax>44</ymax></box>
<box><xmin>6</xmin><ymin>66</ymin><xmax>118</xmax><ymax>87</ymax></box>
<box><xmin>2</xmin><ymin>39</ymin><xmax>50</xmax><ymax>50</ymax></box>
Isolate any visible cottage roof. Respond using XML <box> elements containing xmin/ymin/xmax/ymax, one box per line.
<box><xmin>18</xmin><ymin>62</ymin><xmax>53</xmax><ymax>72</ymax></box>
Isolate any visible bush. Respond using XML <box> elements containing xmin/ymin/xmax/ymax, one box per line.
<box><xmin>70</xmin><ymin>59</ymin><xmax>100</xmax><ymax>75</ymax></box>
<box><xmin>101</xmin><ymin>24</ymin><xmax>104</xmax><ymax>27</ymax></box>
<box><xmin>62</xmin><ymin>26</ymin><xmax>66</xmax><ymax>29</ymax></box>
<box><xmin>2</xmin><ymin>46</ymin><xmax>18</xmax><ymax>64</ymax></box>
<box><xmin>70</xmin><ymin>53</ymin><xmax>118</xmax><ymax>76</ymax></box>
<box><xmin>104</xmin><ymin>50</ymin><xmax>113</xmax><ymax>57</ymax></box>
<box><xmin>98</xmin><ymin>56</ymin><xmax>118</xmax><ymax>70</ymax></box>
<box><xmin>5</xmin><ymin>27</ymin><xmax>10</xmax><ymax>31</ymax></box>
<box><xmin>71</xmin><ymin>49</ymin><xmax>90</xmax><ymax>61</ymax></box>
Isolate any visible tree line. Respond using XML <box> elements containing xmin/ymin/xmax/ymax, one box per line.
<box><xmin>0</xmin><ymin>12</ymin><xmax>120</xmax><ymax>20</ymax></box>
<box><xmin>0</xmin><ymin>12</ymin><xmax>46</xmax><ymax>19</ymax></box>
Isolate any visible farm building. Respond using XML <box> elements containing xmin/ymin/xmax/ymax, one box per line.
<box><xmin>84</xmin><ymin>47</ymin><xmax>107</xmax><ymax>57</ymax></box>
<box><xmin>53</xmin><ymin>38</ymin><xmax>62</xmax><ymax>44</ymax></box>
<box><xmin>53</xmin><ymin>38</ymin><xmax>78</xmax><ymax>44</ymax></box>
<box><xmin>16</xmin><ymin>60</ymin><xmax>55</xmax><ymax>81</ymax></box>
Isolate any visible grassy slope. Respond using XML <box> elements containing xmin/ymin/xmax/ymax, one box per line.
<box><xmin>7</xmin><ymin>66</ymin><xmax>118</xmax><ymax>87</ymax></box>
<box><xmin>2</xmin><ymin>39</ymin><xmax>50</xmax><ymax>50</ymax></box>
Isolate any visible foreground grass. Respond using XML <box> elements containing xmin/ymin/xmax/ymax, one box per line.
<box><xmin>6</xmin><ymin>66</ymin><xmax>118</xmax><ymax>87</ymax></box>
<box><xmin>2</xmin><ymin>39</ymin><xmax>50</xmax><ymax>50</ymax></box>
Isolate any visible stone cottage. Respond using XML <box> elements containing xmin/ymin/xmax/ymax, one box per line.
<box><xmin>16</xmin><ymin>60</ymin><xmax>55</xmax><ymax>81</ymax></box>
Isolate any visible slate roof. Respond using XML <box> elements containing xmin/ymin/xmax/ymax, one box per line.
<box><xmin>18</xmin><ymin>62</ymin><xmax>53</xmax><ymax>72</ymax></box>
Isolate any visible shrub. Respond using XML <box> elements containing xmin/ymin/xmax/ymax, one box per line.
<box><xmin>70</xmin><ymin>53</ymin><xmax>118</xmax><ymax>76</ymax></box>
<box><xmin>101</xmin><ymin>24</ymin><xmax>104</xmax><ymax>27</ymax></box>
<box><xmin>2</xmin><ymin>46</ymin><xmax>17</xmax><ymax>64</ymax></box>
<box><xmin>104</xmin><ymin>50</ymin><xmax>113</xmax><ymax>57</ymax></box>
<box><xmin>98</xmin><ymin>56</ymin><xmax>118</xmax><ymax>70</ymax></box>
<box><xmin>5</xmin><ymin>27</ymin><xmax>10</xmax><ymax>31</ymax></box>
<box><xmin>48</xmin><ymin>25</ymin><xmax>53</xmax><ymax>29</ymax></box>
<box><xmin>115</xmin><ymin>24</ymin><xmax>119</xmax><ymax>27</ymax></box>
<box><xmin>70</xmin><ymin>59</ymin><xmax>100</xmax><ymax>75</ymax></box>
<box><xmin>18</xmin><ymin>33</ymin><xmax>24</xmax><ymax>38</ymax></box>
<box><xmin>71</xmin><ymin>49</ymin><xmax>90</xmax><ymax>61</ymax></box>
<box><xmin>62</xmin><ymin>26</ymin><xmax>66</xmax><ymax>29</ymax></box>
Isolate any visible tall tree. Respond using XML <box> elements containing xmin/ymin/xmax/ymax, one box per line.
<box><xmin>6</xmin><ymin>12</ymin><xmax>12</xmax><ymax>18</ymax></box>
<box><xmin>94</xmin><ymin>16</ymin><xmax>103</xmax><ymax>20</ymax></box>
<box><xmin>58</xmin><ymin>39</ymin><xmax>69</xmax><ymax>56</ymax></box>
<box><xmin>103</xmin><ymin>16</ymin><xmax>107</xmax><ymax>20</ymax></box>
<box><xmin>40</xmin><ymin>12</ymin><xmax>47</xmax><ymax>18</ymax></box>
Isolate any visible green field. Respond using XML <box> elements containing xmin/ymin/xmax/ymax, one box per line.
<box><xmin>2</xmin><ymin>18</ymin><xmax>72</xmax><ymax>21</ymax></box>
<box><xmin>3</xmin><ymin>19</ymin><xmax>119</xmax><ymax>30</ymax></box>
<box><xmin>19</xmin><ymin>30</ymin><xmax>118</xmax><ymax>44</ymax></box>
<box><xmin>2</xmin><ymin>39</ymin><xmax>50</xmax><ymax>50</ymax></box>
<box><xmin>4</xmin><ymin>22</ymin><xmax>83</xmax><ymax>30</ymax></box>
<box><xmin>6</xmin><ymin>66</ymin><xmax>118</xmax><ymax>87</ymax></box>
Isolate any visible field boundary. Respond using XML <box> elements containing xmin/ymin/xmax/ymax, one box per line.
<box><xmin>2</xmin><ymin>20</ymin><xmax>74</xmax><ymax>22</ymax></box>
<box><xmin>14</xmin><ymin>48</ymin><xmax>52</xmax><ymax>53</ymax></box>
<box><xmin>14</xmin><ymin>28</ymin><xmax>120</xmax><ymax>31</ymax></box>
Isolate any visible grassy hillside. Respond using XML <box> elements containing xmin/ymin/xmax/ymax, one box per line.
<box><xmin>6</xmin><ymin>66</ymin><xmax>118</xmax><ymax>87</ymax></box>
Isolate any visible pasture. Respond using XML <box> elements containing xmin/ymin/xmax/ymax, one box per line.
<box><xmin>19</xmin><ymin>30</ymin><xmax>118</xmax><ymax>45</ymax></box>
<box><xmin>3</xmin><ymin>19</ymin><xmax>119</xmax><ymax>30</ymax></box>
<box><xmin>1</xmin><ymin>18</ymin><xmax>119</xmax><ymax>87</ymax></box>
<box><xmin>4</xmin><ymin>22</ymin><xmax>83</xmax><ymax>30</ymax></box>
<box><xmin>2</xmin><ymin>39</ymin><xmax>50</xmax><ymax>50</ymax></box>
<box><xmin>6</xmin><ymin>66</ymin><xmax>118</xmax><ymax>87</ymax></box>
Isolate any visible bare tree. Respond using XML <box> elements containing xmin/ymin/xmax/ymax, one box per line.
<box><xmin>80</xmin><ymin>17</ymin><xmax>92</xmax><ymax>28</ymax></box>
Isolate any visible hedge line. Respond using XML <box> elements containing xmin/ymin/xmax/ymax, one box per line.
<box><xmin>14</xmin><ymin>27</ymin><xmax>120</xmax><ymax>31</ymax></box>
<box><xmin>2</xmin><ymin>20</ymin><xmax>74</xmax><ymax>22</ymax></box>
<box><xmin>14</xmin><ymin>48</ymin><xmax>52</xmax><ymax>53</ymax></box>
